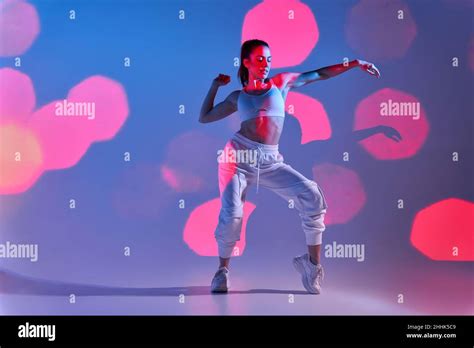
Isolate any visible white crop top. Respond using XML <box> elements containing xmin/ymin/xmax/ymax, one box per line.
<box><xmin>237</xmin><ymin>81</ymin><xmax>285</xmax><ymax>122</ymax></box>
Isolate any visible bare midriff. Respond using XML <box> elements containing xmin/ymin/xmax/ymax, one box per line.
<box><xmin>237</xmin><ymin>116</ymin><xmax>285</xmax><ymax>145</ymax></box>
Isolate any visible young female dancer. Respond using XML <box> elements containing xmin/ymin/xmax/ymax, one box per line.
<box><xmin>200</xmin><ymin>39</ymin><xmax>380</xmax><ymax>294</ymax></box>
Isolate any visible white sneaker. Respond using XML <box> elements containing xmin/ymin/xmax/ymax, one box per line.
<box><xmin>211</xmin><ymin>267</ymin><xmax>230</xmax><ymax>293</ymax></box>
<box><xmin>293</xmin><ymin>254</ymin><xmax>324</xmax><ymax>294</ymax></box>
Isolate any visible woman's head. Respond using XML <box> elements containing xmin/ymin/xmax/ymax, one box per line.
<box><xmin>238</xmin><ymin>39</ymin><xmax>271</xmax><ymax>87</ymax></box>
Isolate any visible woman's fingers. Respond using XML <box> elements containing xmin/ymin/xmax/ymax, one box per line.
<box><xmin>361</xmin><ymin>62</ymin><xmax>381</xmax><ymax>78</ymax></box>
<box><xmin>368</xmin><ymin>64</ymin><xmax>381</xmax><ymax>77</ymax></box>
<box><xmin>217</xmin><ymin>74</ymin><xmax>231</xmax><ymax>84</ymax></box>
<box><xmin>214</xmin><ymin>74</ymin><xmax>231</xmax><ymax>86</ymax></box>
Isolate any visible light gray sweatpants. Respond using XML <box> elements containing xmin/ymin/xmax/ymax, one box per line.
<box><xmin>215</xmin><ymin>132</ymin><xmax>329</xmax><ymax>258</ymax></box>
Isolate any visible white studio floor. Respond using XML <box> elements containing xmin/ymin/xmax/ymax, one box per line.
<box><xmin>0</xmin><ymin>267</ymin><xmax>465</xmax><ymax>315</ymax></box>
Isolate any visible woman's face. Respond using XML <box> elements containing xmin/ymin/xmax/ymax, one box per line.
<box><xmin>244</xmin><ymin>45</ymin><xmax>272</xmax><ymax>81</ymax></box>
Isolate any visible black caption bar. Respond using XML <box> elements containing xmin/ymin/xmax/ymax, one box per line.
<box><xmin>0</xmin><ymin>315</ymin><xmax>472</xmax><ymax>346</ymax></box>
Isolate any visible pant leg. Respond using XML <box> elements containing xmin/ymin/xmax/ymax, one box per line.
<box><xmin>258</xmin><ymin>163</ymin><xmax>328</xmax><ymax>246</ymax></box>
<box><xmin>214</xmin><ymin>162</ymin><xmax>250</xmax><ymax>258</ymax></box>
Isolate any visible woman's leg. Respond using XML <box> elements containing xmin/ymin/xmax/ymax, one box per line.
<box><xmin>258</xmin><ymin>163</ymin><xmax>328</xmax><ymax>294</ymax></box>
<box><xmin>211</xmin><ymin>166</ymin><xmax>249</xmax><ymax>293</ymax></box>
<box><xmin>214</xmin><ymin>168</ymin><xmax>249</xmax><ymax>269</ymax></box>
<box><xmin>219</xmin><ymin>257</ymin><xmax>231</xmax><ymax>269</ymax></box>
<box><xmin>259</xmin><ymin>163</ymin><xmax>328</xmax><ymax>251</ymax></box>
<box><xmin>308</xmin><ymin>244</ymin><xmax>321</xmax><ymax>265</ymax></box>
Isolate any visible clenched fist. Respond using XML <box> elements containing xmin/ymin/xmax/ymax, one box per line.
<box><xmin>212</xmin><ymin>74</ymin><xmax>231</xmax><ymax>87</ymax></box>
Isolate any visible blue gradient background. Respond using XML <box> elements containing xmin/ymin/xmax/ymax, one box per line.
<box><xmin>0</xmin><ymin>0</ymin><xmax>473</xmax><ymax>315</ymax></box>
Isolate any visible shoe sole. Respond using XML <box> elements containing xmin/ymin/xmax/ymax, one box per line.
<box><xmin>211</xmin><ymin>285</ymin><xmax>228</xmax><ymax>293</ymax></box>
<box><xmin>293</xmin><ymin>258</ymin><xmax>320</xmax><ymax>294</ymax></box>
<box><xmin>211</xmin><ymin>279</ymin><xmax>230</xmax><ymax>293</ymax></box>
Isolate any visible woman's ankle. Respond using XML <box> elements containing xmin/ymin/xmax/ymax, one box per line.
<box><xmin>309</xmin><ymin>255</ymin><xmax>319</xmax><ymax>265</ymax></box>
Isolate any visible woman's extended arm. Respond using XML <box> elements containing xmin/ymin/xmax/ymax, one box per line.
<box><xmin>276</xmin><ymin>59</ymin><xmax>380</xmax><ymax>89</ymax></box>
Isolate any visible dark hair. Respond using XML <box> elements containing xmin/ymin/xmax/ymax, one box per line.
<box><xmin>237</xmin><ymin>39</ymin><xmax>270</xmax><ymax>87</ymax></box>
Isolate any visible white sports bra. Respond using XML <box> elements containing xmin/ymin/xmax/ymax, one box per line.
<box><xmin>237</xmin><ymin>81</ymin><xmax>285</xmax><ymax>122</ymax></box>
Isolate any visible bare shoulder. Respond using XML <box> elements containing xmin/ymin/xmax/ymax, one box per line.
<box><xmin>270</xmin><ymin>72</ymin><xmax>299</xmax><ymax>90</ymax></box>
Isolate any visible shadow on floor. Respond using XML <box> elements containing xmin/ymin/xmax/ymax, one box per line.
<box><xmin>0</xmin><ymin>269</ymin><xmax>311</xmax><ymax>296</ymax></box>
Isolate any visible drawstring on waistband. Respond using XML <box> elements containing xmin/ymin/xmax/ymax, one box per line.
<box><xmin>231</xmin><ymin>133</ymin><xmax>279</xmax><ymax>194</ymax></box>
<box><xmin>256</xmin><ymin>147</ymin><xmax>264</xmax><ymax>193</ymax></box>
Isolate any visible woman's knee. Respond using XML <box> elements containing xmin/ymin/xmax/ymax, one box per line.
<box><xmin>302</xmin><ymin>210</ymin><xmax>326</xmax><ymax>231</ymax></box>
<box><xmin>295</xmin><ymin>181</ymin><xmax>328</xmax><ymax>215</ymax></box>
<box><xmin>301</xmin><ymin>211</ymin><xmax>326</xmax><ymax>245</ymax></box>
<box><xmin>214</xmin><ymin>211</ymin><xmax>243</xmax><ymax>242</ymax></box>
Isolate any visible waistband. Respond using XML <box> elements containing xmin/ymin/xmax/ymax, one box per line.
<box><xmin>232</xmin><ymin>132</ymin><xmax>279</xmax><ymax>152</ymax></box>
<box><xmin>231</xmin><ymin>132</ymin><xmax>280</xmax><ymax>194</ymax></box>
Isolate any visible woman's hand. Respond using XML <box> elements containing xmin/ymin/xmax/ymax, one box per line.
<box><xmin>357</xmin><ymin>60</ymin><xmax>381</xmax><ymax>78</ymax></box>
<box><xmin>212</xmin><ymin>74</ymin><xmax>231</xmax><ymax>87</ymax></box>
